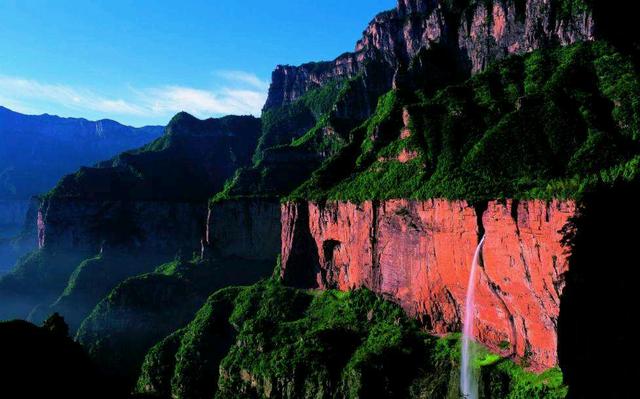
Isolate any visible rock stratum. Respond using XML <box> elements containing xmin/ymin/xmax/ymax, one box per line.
<box><xmin>265</xmin><ymin>0</ymin><xmax>594</xmax><ymax>111</ymax></box>
<box><xmin>281</xmin><ymin>199</ymin><xmax>576</xmax><ymax>370</ymax></box>
<box><xmin>2</xmin><ymin>0</ymin><xmax>639</xmax><ymax>396</ymax></box>
<box><xmin>0</xmin><ymin>113</ymin><xmax>263</xmax><ymax>323</ymax></box>
<box><xmin>203</xmin><ymin>198</ymin><xmax>281</xmax><ymax>262</ymax></box>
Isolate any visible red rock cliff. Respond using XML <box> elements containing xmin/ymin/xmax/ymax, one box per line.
<box><xmin>265</xmin><ymin>0</ymin><xmax>594</xmax><ymax>110</ymax></box>
<box><xmin>280</xmin><ymin>199</ymin><xmax>576</xmax><ymax>370</ymax></box>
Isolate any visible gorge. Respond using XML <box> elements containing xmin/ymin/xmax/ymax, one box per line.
<box><xmin>1</xmin><ymin>0</ymin><xmax>638</xmax><ymax>397</ymax></box>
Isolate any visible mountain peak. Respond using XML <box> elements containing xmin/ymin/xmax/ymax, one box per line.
<box><xmin>396</xmin><ymin>0</ymin><xmax>436</xmax><ymax>16</ymax></box>
<box><xmin>264</xmin><ymin>0</ymin><xmax>595</xmax><ymax>112</ymax></box>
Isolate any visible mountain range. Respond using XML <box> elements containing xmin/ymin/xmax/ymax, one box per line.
<box><xmin>1</xmin><ymin>1</ymin><xmax>639</xmax><ymax>398</ymax></box>
<box><xmin>0</xmin><ymin>106</ymin><xmax>163</xmax><ymax>201</ymax></box>
<box><xmin>0</xmin><ymin>106</ymin><xmax>163</xmax><ymax>273</ymax></box>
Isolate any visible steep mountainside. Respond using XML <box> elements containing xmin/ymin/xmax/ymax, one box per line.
<box><xmin>265</xmin><ymin>0</ymin><xmax>594</xmax><ymax>111</ymax></box>
<box><xmin>281</xmin><ymin>38</ymin><xmax>639</xmax><ymax>370</ymax></box>
<box><xmin>281</xmin><ymin>199</ymin><xmax>575</xmax><ymax>370</ymax></box>
<box><xmin>0</xmin><ymin>106</ymin><xmax>163</xmax><ymax>273</ymax></box>
<box><xmin>0</xmin><ymin>113</ymin><xmax>262</xmax><ymax>326</ymax></box>
<box><xmin>292</xmin><ymin>41</ymin><xmax>639</xmax><ymax>202</ymax></box>
<box><xmin>119</xmin><ymin>0</ymin><xmax>639</xmax><ymax>391</ymax></box>
<box><xmin>0</xmin><ymin>197</ymin><xmax>39</xmax><ymax>274</ymax></box>
<box><xmin>0</xmin><ymin>106</ymin><xmax>162</xmax><ymax>201</ymax></box>
<box><xmin>75</xmin><ymin>257</ymin><xmax>273</xmax><ymax>389</ymax></box>
<box><xmin>2</xmin><ymin>1</ymin><xmax>639</xmax><ymax>397</ymax></box>
<box><xmin>219</xmin><ymin>0</ymin><xmax>596</xmax><ymax>201</ymax></box>
<box><xmin>135</xmin><ymin>279</ymin><xmax>567</xmax><ymax>399</ymax></box>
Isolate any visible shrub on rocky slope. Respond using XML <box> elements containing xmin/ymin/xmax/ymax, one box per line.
<box><xmin>76</xmin><ymin>257</ymin><xmax>274</xmax><ymax>390</ymax></box>
<box><xmin>291</xmin><ymin>41</ymin><xmax>640</xmax><ymax>203</ymax></box>
<box><xmin>135</xmin><ymin>278</ymin><xmax>567</xmax><ymax>399</ymax></box>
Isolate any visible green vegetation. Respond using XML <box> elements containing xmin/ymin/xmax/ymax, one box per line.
<box><xmin>45</xmin><ymin>250</ymin><xmax>174</xmax><ymax>332</ymax></box>
<box><xmin>554</xmin><ymin>0</ymin><xmax>591</xmax><ymax>21</ymax></box>
<box><xmin>135</xmin><ymin>277</ymin><xmax>568</xmax><ymax>399</ymax></box>
<box><xmin>211</xmin><ymin>79</ymin><xmax>346</xmax><ymax>202</ymax></box>
<box><xmin>290</xmin><ymin>75</ymin><xmax>369</xmax><ymax>153</ymax></box>
<box><xmin>0</xmin><ymin>248</ymin><xmax>92</xmax><ymax>321</ymax></box>
<box><xmin>46</xmin><ymin>113</ymin><xmax>261</xmax><ymax>202</ymax></box>
<box><xmin>214</xmin><ymin>72</ymin><xmax>382</xmax><ymax>202</ymax></box>
<box><xmin>482</xmin><ymin>363</ymin><xmax>567</xmax><ymax>399</ymax></box>
<box><xmin>76</xmin><ymin>257</ymin><xmax>273</xmax><ymax>388</ymax></box>
<box><xmin>136</xmin><ymin>287</ymin><xmax>241</xmax><ymax>399</ymax></box>
<box><xmin>254</xmin><ymin>79</ymin><xmax>346</xmax><ymax>164</ymax></box>
<box><xmin>290</xmin><ymin>41</ymin><xmax>640</xmax><ymax>203</ymax></box>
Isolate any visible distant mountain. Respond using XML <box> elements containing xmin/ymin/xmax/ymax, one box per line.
<box><xmin>0</xmin><ymin>106</ymin><xmax>163</xmax><ymax>274</ymax></box>
<box><xmin>0</xmin><ymin>112</ymin><xmax>263</xmax><ymax>325</ymax></box>
<box><xmin>0</xmin><ymin>106</ymin><xmax>163</xmax><ymax>202</ymax></box>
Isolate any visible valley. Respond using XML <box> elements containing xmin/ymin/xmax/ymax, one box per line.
<box><xmin>0</xmin><ymin>1</ymin><xmax>638</xmax><ymax>398</ymax></box>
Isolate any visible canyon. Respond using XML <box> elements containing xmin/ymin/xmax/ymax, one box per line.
<box><xmin>0</xmin><ymin>114</ymin><xmax>263</xmax><ymax>324</ymax></box>
<box><xmin>281</xmin><ymin>199</ymin><xmax>576</xmax><ymax>370</ymax></box>
<box><xmin>2</xmin><ymin>1</ymin><xmax>637</xmax><ymax>396</ymax></box>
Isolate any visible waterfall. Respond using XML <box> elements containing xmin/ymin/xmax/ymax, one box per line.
<box><xmin>460</xmin><ymin>235</ymin><xmax>486</xmax><ymax>399</ymax></box>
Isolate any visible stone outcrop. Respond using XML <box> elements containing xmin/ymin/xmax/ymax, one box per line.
<box><xmin>265</xmin><ymin>0</ymin><xmax>594</xmax><ymax>110</ymax></box>
<box><xmin>0</xmin><ymin>198</ymin><xmax>40</xmax><ymax>274</ymax></box>
<box><xmin>203</xmin><ymin>198</ymin><xmax>281</xmax><ymax>262</ymax></box>
<box><xmin>280</xmin><ymin>199</ymin><xmax>576</xmax><ymax>370</ymax></box>
<box><xmin>37</xmin><ymin>198</ymin><xmax>207</xmax><ymax>256</ymax></box>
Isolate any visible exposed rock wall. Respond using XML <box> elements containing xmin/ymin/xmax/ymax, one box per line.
<box><xmin>0</xmin><ymin>198</ymin><xmax>40</xmax><ymax>274</ymax></box>
<box><xmin>265</xmin><ymin>0</ymin><xmax>594</xmax><ymax>110</ymax></box>
<box><xmin>203</xmin><ymin>198</ymin><xmax>281</xmax><ymax>262</ymax></box>
<box><xmin>280</xmin><ymin>199</ymin><xmax>576</xmax><ymax>370</ymax></box>
<box><xmin>37</xmin><ymin>198</ymin><xmax>207</xmax><ymax>256</ymax></box>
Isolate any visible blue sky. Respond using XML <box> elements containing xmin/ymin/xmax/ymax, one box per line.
<box><xmin>0</xmin><ymin>0</ymin><xmax>394</xmax><ymax>126</ymax></box>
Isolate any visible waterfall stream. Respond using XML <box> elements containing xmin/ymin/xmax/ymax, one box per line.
<box><xmin>460</xmin><ymin>235</ymin><xmax>486</xmax><ymax>399</ymax></box>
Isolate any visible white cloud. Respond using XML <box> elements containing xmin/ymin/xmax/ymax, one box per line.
<box><xmin>141</xmin><ymin>86</ymin><xmax>265</xmax><ymax>117</ymax></box>
<box><xmin>0</xmin><ymin>75</ymin><xmax>147</xmax><ymax>115</ymax></box>
<box><xmin>0</xmin><ymin>72</ymin><xmax>269</xmax><ymax>125</ymax></box>
<box><xmin>215</xmin><ymin>70</ymin><xmax>270</xmax><ymax>90</ymax></box>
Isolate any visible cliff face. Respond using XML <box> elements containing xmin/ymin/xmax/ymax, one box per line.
<box><xmin>204</xmin><ymin>199</ymin><xmax>281</xmax><ymax>262</ymax></box>
<box><xmin>35</xmin><ymin>113</ymin><xmax>262</xmax><ymax>255</ymax></box>
<box><xmin>37</xmin><ymin>198</ymin><xmax>206</xmax><ymax>256</ymax></box>
<box><xmin>265</xmin><ymin>0</ymin><xmax>594</xmax><ymax>110</ymax></box>
<box><xmin>0</xmin><ymin>198</ymin><xmax>39</xmax><ymax>274</ymax></box>
<box><xmin>281</xmin><ymin>199</ymin><xmax>576</xmax><ymax>370</ymax></box>
<box><xmin>0</xmin><ymin>113</ymin><xmax>262</xmax><ymax>322</ymax></box>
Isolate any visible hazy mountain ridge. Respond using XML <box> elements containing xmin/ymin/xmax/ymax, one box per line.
<box><xmin>0</xmin><ymin>105</ymin><xmax>163</xmax><ymax>201</ymax></box>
